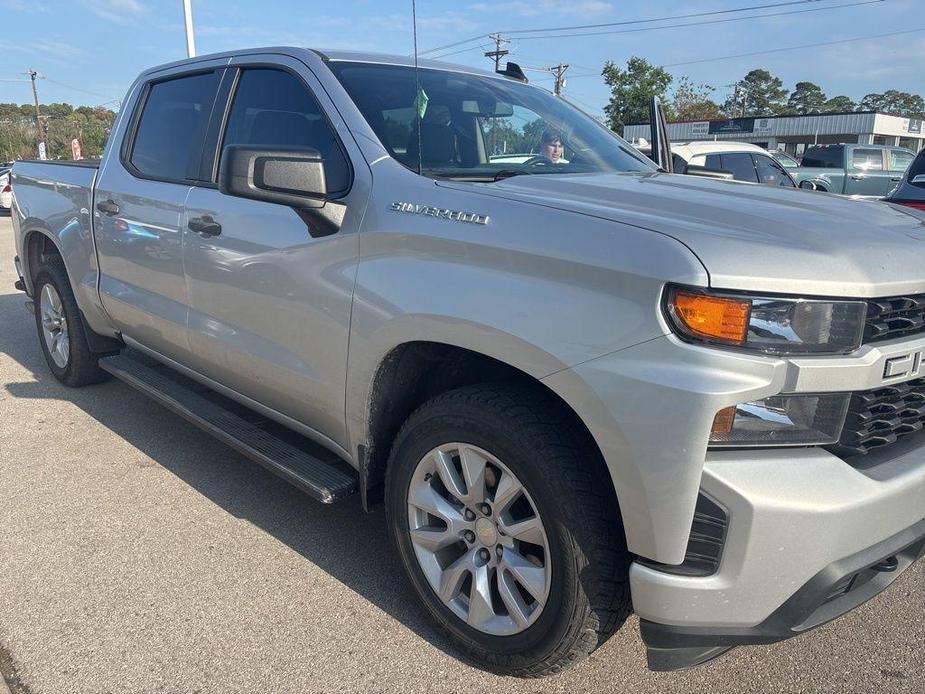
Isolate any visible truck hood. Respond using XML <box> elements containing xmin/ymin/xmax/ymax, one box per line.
<box><xmin>443</xmin><ymin>172</ymin><xmax>925</xmax><ymax>297</ymax></box>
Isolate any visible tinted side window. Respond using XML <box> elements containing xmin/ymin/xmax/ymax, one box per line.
<box><xmin>801</xmin><ymin>146</ymin><xmax>843</xmax><ymax>168</ymax></box>
<box><xmin>222</xmin><ymin>68</ymin><xmax>350</xmax><ymax>195</ymax></box>
<box><xmin>850</xmin><ymin>148</ymin><xmax>884</xmax><ymax>171</ymax></box>
<box><xmin>130</xmin><ymin>71</ymin><xmax>221</xmax><ymax>181</ymax></box>
<box><xmin>753</xmin><ymin>154</ymin><xmax>795</xmax><ymax>187</ymax></box>
<box><xmin>720</xmin><ymin>153</ymin><xmax>759</xmax><ymax>182</ymax></box>
<box><xmin>703</xmin><ymin>154</ymin><xmax>722</xmax><ymax>170</ymax></box>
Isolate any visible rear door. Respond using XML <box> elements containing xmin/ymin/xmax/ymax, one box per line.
<box><xmin>180</xmin><ymin>54</ymin><xmax>370</xmax><ymax>449</ymax></box>
<box><xmin>95</xmin><ymin>63</ymin><xmax>226</xmax><ymax>362</ymax></box>
<box><xmin>845</xmin><ymin>147</ymin><xmax>892</xmax><ymax>197</ymax></box>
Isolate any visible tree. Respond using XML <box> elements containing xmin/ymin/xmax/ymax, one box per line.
<box><xmin>671</xmin><ymin>77</ymin><xmax>722</xmax><ymax>121</ymax></box>
<box><xmin>786</xmin><ymin>81</ymin><xmax>826</xmax><ymax>115</ymax></box>
<box><xmin>823</xmin><ymin>95</ymin><xmax>856</xmax><ymax>113</ymax></box>
<box><xmin>0</xmin><ymin>101</ymin><xmax>116</xmax><ymax>161</ymax></box>
<box><xmin>723</xmin><ymin>69</ymin><xmax>788</xmax><ymax>117</ymax></box>
<box><xmin>602</xmin><ymin>57</ymin><xmax>672</xmax><ymax>135</ymax></box>
<box><xmin>859</xmin><ymin>90</ymin><xmax>925</xmax><ymax>118</ymax></box>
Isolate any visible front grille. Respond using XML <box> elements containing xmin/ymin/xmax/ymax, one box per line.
<box><xmin>833</xmin><ymin>377</ymin><xmax>925</xmax><ymax>456</ymax></box>
<box><xmin>865</xmin><ymin>295</ymin><xmax>925</xmax><ymax>343</ymax></box>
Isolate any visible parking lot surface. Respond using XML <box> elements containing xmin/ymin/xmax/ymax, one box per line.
<box><xmin>1</xmin><ymin>215</ymin><xmax>923</xmax><ymax>693</ymax></box>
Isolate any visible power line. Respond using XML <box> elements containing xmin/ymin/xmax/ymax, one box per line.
<box><xmin>664</xmin><ymin>26</ymin><xmax>925</xmax><ymax>66</ymax></box>
<box><xmin>508</xmin><ymin>0</ymin><xmax>883</xmax><ymax>42</ymax></box>
<box><xmin>43</xmin><ymin>77</ymin><xmax>119</xmax><ymax>101</ymax></box>
<box><xmin>419</xmin><ymin>0</ymin><xmax>837</xmax><ymax>55</ymax></box>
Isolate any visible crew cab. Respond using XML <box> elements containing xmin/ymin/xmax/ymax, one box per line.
<box><xmin>791</xmin><ymin>143</ymin><xmax>916</xmax><ymax>197</ymax></box>
<box><xmin>10</xmin><ymin>48</ymin><xmax>925</xmax><ymax>677</ymax></box>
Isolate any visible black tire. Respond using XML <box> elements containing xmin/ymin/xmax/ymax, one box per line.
<box><xmin>33</xmin><ymin>258</ymin><xmax>111</xmax><ymax>387</ymax></box>
<box><xmin>385</xmin><ymin>384</ymin><xmax>632</xmax><ymax>677</ymax></box>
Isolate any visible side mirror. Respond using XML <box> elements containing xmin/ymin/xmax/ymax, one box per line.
<box><xmin>683</xmin><ymin>165</ymin><xmax>734</xmax><ymax>181</ymax></box>
<box><xmin>219</xmin><ymin>146</ymin><xmax>327</xmax><ymax>208</ymax></box>
<box><xmin>799</xmin><ymin>180</ymin><xmax>818</xmax><ymax>191</ymax></box>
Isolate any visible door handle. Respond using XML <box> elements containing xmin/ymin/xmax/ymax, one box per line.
<box><xmin>96</xmin><ymin>199</ymin><xmax>120</xmax><ymax>216</ymax></box>
<box><xmin>188</xmin><ymin>215</ymin><xmax>222</xmax><ymax>237</ymax></box>
<box><xmin>849</xmin><ymin>175</ymin><xmax>865</xmax><ymax>180</ymax></box>
<box><xmin>891</xmin><ymin>177</ymin><xmax>902</xmax><ymax>182</ymax></box>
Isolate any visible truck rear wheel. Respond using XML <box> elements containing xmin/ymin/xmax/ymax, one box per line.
<box><xmin>33</xmin><ymin>259</ymin><xmax>111</xmax><ymax>387</ymax></box>
<box><xmin>385</xmin><ymin>384</ymin><xmax>632</xmax><ymax>677</ymax></box>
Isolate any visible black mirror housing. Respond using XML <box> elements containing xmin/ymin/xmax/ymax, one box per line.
<box><xmin>219</xmin><ymin>146</ymin><xmax>327</xmax><ymax>208</ymax></box>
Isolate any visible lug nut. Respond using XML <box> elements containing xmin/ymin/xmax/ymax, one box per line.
<box><xmin>496</xmin><ymin>545</ymin><xmax>503</xmax><ymax>558</ymax></box>
<box><xmin>479</xmin><ymin>503</ymin><xmax>492</xmax><ymax>516</ymax></box>
<box><xmin>463</xmin><ymin>530</ymin><xmax>476</xmax><ymax>543</ymax></box>
<box><xmin>478</xmin><ymin>548</ymin><xmax>491</xmax><ymax>562</ymax></box>
<box><xmin>464</xmin><ymin>508</ymin><xmax>476</xmax><ymax>521</ymax></box>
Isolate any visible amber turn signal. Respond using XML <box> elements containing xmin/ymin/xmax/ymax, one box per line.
<box><xmin>672</xmin><ymin>292</ymin><xmax>750</xmax><ymax>344</ymax></box>
<box><xmin>711</xmin><ymin>406</ymin><xmax>737</xmax><ymax>436</ymax></box>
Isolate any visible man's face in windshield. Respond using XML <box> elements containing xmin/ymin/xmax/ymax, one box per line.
<box><xmin>541</xmin><ymin>132</ymin><xmax>564</xmax><ymax>163</ymax></box>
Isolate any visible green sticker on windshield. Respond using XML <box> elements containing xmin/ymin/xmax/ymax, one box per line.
<box><xmin>414</xmin><ymin>87</ymin><xmax>429</xmax><ymax>120</ymax></box>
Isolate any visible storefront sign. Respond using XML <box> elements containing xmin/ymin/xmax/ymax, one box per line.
<box><xmin>709</xmin><ymin>118</ymin><xmax>756</xmax><ymax>134</ymax></box>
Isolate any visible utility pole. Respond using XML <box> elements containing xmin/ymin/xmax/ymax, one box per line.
<box><xmin>25</xmin><ymin>68</ymin><xmax>46</xmax><ymax>158</ymax></box>
<box><xmin>183</xmin><ymin>0</ymin><xmax>196</xmax><ymax>57</ymax></box>
<box><xmin>484</xmin><ymin>34</ymin><xmax>509</xmax><ymax>73</ymax></box>
<box><xmin>550</xmin><ymin>63</ymin><xmax>569</xmax><ymax>96</ymax></box>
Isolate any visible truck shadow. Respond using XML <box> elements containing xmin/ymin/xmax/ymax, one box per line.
<box><xmin>0</xmin><ymin>291</ymin><xmax>482</xmax><ymax>671</ymax></box>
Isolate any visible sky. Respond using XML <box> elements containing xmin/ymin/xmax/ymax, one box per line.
<box><xmin>2</xmin><ymin>0</ymin><xmax>924</xmax><ymax>116</ymax></box>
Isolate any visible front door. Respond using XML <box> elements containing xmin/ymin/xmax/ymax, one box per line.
<box><xmin>181</xmin><ymin>57</ymin><xmax>368</xmax><ymax>450</ymax></box>
<box><xmin>95</xmin><ymin>66</ymin><xmax>224</xmax><ymax>362</ymax></box>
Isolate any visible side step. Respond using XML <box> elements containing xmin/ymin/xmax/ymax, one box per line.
<box><xmin>98</xmin><ymin>353</ymin><xmax>356</xmax><ymax>503</ymax></box>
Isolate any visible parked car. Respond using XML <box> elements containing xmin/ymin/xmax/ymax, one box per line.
<box><xmin>11</xmin><ymin>48</ymin><xmax>925</xmax><ymax>677</ymax></box>
<box><xmin>0</xmin><ymin>168</ymin><xmax>12</xmax><ymax>210</ymax></box>
<box><xmin>771</xmin><ymin>149</ymin><xmax>801</xmax><ymax>169</ymax></box>
<box><xmin>790</xmin><ymin>143</ymin><xmax>916</xmax><ymax>197</ymax></box>
<box><xmin>670</xmin><ymin>141</ymin><xmax>797</xmax><ymax>187</ymax></box>
<box><xmin>883</xmin><ymin>147</ymin><xmax>925</xmax><ymax>211</ymax></box>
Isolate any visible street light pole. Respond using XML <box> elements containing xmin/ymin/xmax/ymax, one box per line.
<box><xmin>183</xmin><ymin>0</ymin><xmax>196</xmax><ymax>58</ymax></box>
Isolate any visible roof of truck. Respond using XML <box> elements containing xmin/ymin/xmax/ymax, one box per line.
<box><xmin>140</xmin><ymin>47</ymin><xmax>503</xmax><ymax>82</ymax></box>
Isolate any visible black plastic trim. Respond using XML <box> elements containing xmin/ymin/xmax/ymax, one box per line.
<box><xmin>640</xmin><ymin>517</ymin><xmax>925</xmax><ymax>671</ymax></box>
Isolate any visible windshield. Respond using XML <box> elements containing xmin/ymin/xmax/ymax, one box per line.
<box><xmin>328</xmin><ymin>62</ymin><xmax>656</xmax><ymax>180</ymax></box>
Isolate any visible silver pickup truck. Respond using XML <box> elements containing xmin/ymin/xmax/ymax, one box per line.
<box><xmin>10</xmin><ymin>47</ymin><xmax>925</xmax><ymax>677</ymax></box>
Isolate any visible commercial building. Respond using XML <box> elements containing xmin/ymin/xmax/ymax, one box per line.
<box><xmin>624</xmin><ymin>111</ymin><xmax>925</xmax><ymax>156</ymax></box>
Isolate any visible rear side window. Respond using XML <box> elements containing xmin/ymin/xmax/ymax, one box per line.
<box><xmin>720</xmin><ymin>153</ymin><xmax>759</xmax><ymax>183</ymax></box>
<box><xmin>850</xmin><ymin>148</ymin><xmax>884</xmax><ymax>171</ymax></box>
<box><xmin>801</xmin><ymin>146</ymin><xmax>842</xmax><ymax>168</ymax></box>
<box><xmin>130</xmin><ymin>71</ymin><xmax>221</xmax><ymax>181</ymax></box>
<box><xmin>221</xmin><ymin>68</ymin><xmax>350</xmax><ymax>195</ymax></box>
<box><xmin>703</xmin><ymin>154</ymin><xmax>721</xmax><ymax>170</ymax></box>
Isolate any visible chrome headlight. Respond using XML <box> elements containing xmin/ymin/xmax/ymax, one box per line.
<box><xmin>664</xmin><ymin>286</ymin><xmax>867</xmax><ymax>355</ymax></box>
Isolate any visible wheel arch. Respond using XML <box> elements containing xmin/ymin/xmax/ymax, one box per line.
<box><xmin>358</xmin><ymin>341</ymin><xmax>623</xmax><ymax>534</ymax></box>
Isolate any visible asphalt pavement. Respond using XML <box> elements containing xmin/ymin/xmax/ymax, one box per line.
<box><xmin>1</xmin><ymin>215</ymin><xmax>923</xmax><ymax>693</ymax></box>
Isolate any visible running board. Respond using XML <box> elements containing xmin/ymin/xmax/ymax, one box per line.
<box><xmin>98</xmin><ymin>353</ymin><xmax>357</xmax><ymax>503</ymax></box>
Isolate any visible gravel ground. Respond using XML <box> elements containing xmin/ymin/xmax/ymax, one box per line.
<box><xmin>1</xmin><ymin>215</ymin><xmax>923</xmax><ymax>693</ymax></box>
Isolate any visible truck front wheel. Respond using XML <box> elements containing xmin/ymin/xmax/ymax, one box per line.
<box><xmin>32</xmin><ymin>259</ymin><xmax>111</xmax><ymax>387</ymax></box>
<box><xmin>385</xmin><ymin>384</ymin><xmax>632</xmax><ymax>677</ymax></box>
